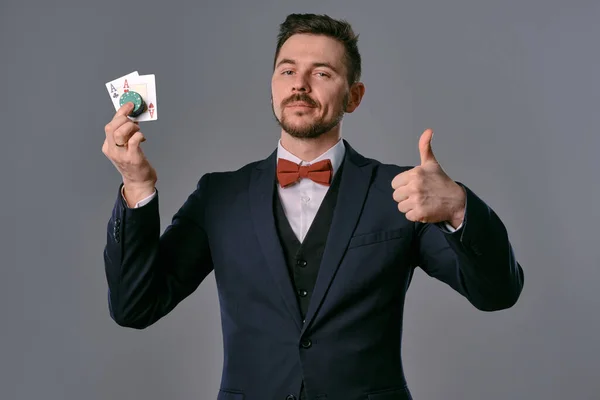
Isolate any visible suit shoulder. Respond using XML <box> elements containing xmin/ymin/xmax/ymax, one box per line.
<box><xmin>360</xmin><ymin>156</ymin><xmax>412</xmax><ymax>181</ymax></box>
<box><xmin>195</xmin><ymin>158</ymin><xmax>265</xmax><ymax>195</ymax></box>
<box><xmin>206</xmin><ymin>158</ymin><xmax>262</xmax><ymax>180</ymax></box>
<box><xmin>363</xmin><ymin>158</ymin><xmax>414</xmax><ymax>193</ymax></box>
<box><xmin>373</xmin><ymin>160</ymin><xmax>413</xmax><ymax>177</ymax></box>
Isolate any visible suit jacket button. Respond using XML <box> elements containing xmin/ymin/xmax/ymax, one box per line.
<box><xmin>296</xmin><ymin>259</ymin><xmax>307</xmax><ymax>267</ymax></box>
<box><xmin>301</xmin><ymin>339</ymin><xmax>312</xmax><ymax>349</ymax></box>
<box><xmin>286</xmin><ymin>395</ymin><xmax>296</xmax><ymax>400</ymax></box>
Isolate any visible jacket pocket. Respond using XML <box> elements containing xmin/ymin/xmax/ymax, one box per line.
<box><xmin>217</xmin><ymin>389</ymin><xmax>244</xmax><ymax>400</ymax></box>
<box><xmin>348</xmin><ymin>228</ymin><xmax>406</xmax><ymax>249</ymax></box>
<box><xmin>367</xmin><ymin>385</ymin><xmax>412</xmax><ymax>400</ymax></box>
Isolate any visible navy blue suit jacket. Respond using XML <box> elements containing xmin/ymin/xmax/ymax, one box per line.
<box><xmin>104</xmin><ymin>140</ymin><xmax>524</xmax><ymax>400</ymax></box>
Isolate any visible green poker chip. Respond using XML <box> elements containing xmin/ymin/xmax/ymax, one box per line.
<box><xmin>119</xmin><ymin>91</ymin><xmax>146</xmax><ymax>117</ymax></box>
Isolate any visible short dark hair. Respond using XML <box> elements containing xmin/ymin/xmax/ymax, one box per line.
<box><xmin>274</xmin><ymin>13</ymin><xmax>361</xmax><ymax>85</ymax></box>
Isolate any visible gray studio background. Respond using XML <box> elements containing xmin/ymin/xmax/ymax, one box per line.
<box><xmin>2</xmin><ymin>0</ymin><xmax>599</xmax><ymax>399</ymax></box>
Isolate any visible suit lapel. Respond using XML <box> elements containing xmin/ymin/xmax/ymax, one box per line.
<box><xmin>301</xmin><ymin>140</ymin><xmax>375</xmax><ymax>333</ymax></box>
<box><xmin>249</xmin><ymin>149</ymin><xmax>303</xmax><ymax>331</ymax></box>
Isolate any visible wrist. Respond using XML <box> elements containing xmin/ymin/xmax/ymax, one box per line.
<box><xmin>449</xmin><ymin>211</ymin><xmax>465</xmax><ymax>230</ymax></box>
<box><xmin>449</xmin><ymin>184</ymin><xmax>466</xmax><ymax>229</ymax></box>
<box><xmin>122</xmin><ymin>180</ymin><xmax>156</xmax><ymax>206</ymax></box>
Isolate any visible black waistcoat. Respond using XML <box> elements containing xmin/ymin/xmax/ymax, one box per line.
<box><xmin>272</xmin><ymin>161</ymin><xmax>344</xmax><ymax>320</ymax></box>
<box><xmin>273</xmin><ymin>162</ymin><xmax>344</xmax><ymax>400</ymax></box>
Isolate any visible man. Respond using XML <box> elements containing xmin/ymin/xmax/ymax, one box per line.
<box><xmin>102</xmin><ymin>13</ymin><xmax>524</xmax><ymax>400</ymax></box>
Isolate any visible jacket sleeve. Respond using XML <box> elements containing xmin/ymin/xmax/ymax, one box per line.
<box><xmin>103</xmin><ymin>173</ymin><xmax>214</xmax><ymax>328</ymax></box>
<box><xmin>413</xmin><ymin>182</ymin><xmax>524</xmax><ymax>311</ymax></box>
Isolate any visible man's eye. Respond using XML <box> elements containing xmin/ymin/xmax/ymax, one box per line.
<box><xmin>282</xmin><ymin>70</ymin><xmax>294</xmax><ymax>75</ymax></box>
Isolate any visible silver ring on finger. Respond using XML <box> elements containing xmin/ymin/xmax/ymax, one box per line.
<box><xmin>115</xmin><ymin>142</ymin><xmax>127</xmax><ymax>147</ymax></box>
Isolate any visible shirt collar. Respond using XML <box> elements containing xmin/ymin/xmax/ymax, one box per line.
<box><xmin>277</xmin><ymin>138</ymin><xmax>346</xmax><ymax>177</ymax></box>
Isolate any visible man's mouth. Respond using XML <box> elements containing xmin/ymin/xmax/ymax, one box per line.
<box><xmin>286</xmin><ymin>102</ymin><xmax>315</xmax><ymax>108</ymax></box>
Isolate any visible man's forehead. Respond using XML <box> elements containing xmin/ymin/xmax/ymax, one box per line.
<box><xmin>276</xmin><ymin>34</ymin><xmax>345</xmax><ymax>68</ymax></box>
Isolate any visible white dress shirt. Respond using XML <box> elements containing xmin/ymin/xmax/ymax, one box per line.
<box><xmin>275</xmin><ymin>138</ymin><xmax>346</xmax><ymax>242</ymax></box>
<box><xmin>124</xmin><ymin>138</ymin><xmax>461</xmax><ymax>241</ymax></box>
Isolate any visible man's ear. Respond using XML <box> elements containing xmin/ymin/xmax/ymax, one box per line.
<box><xmin>346</xmin><ymin>82</ymin><xmax>365</xmax><ymax>113</ymax></box>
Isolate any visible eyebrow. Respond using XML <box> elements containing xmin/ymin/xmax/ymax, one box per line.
<box><xmin>275</xmin><ymin>58</ymin><xmax>340</xmax><ymax>74</ymax></box>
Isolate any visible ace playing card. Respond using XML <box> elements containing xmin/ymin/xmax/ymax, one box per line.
<box><xmin>105</xmin><ymin>71</ymin><xmax>138</xmax><ymax>111</ymax></box>
<box><xmin>124</xmin><ymin>74</ymin><xmax>158</xmax><ymax>122</ymax></box>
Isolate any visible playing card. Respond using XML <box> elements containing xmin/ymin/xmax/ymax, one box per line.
<box><xmin>105</xmin><ymin>71</ymin><xmax>139</xmax><ymax>111</ymax></box>
<box><xmin>124</xmin><ymin>74</ymin><xmax>158</xmax><ymax>122</ymax></box>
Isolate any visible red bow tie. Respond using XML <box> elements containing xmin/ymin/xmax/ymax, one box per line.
<box><xmin>277</xmin><ymin>158</ymin><xmax>333</xmax><ymax>188</ymax></box>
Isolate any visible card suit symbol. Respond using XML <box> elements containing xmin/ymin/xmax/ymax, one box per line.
<box><xmin>112</xmin><ymin>92</ymin><xmax>119</xmax><ymax>98</ymax></box>
<box><xmin>149</xmin><ymin>103</ymin><xmax>155</xmax><ymax>118</ymax></box>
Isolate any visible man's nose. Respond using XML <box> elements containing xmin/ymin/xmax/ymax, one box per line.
<box><xmin>292</xmin><ymin>73</ymin><xmax>310</xmax><ymax>92</ymax></box>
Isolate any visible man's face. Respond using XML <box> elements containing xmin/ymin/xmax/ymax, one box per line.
<box><xmin>271</xmin><ymin>34</ymin><xmax>351</xmax><ymax>139</ymax></box>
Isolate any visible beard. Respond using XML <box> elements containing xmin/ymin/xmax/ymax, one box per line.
<box><xmin>272</xmin><ymin>92</ymin><xmax>349</xmax><ymax>139</ymax></box>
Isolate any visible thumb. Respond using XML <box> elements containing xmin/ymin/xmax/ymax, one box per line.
<box><xmin>418</xmin><ymin>128</ymin><xmax>437</xmax><ymax>165</ymax></box>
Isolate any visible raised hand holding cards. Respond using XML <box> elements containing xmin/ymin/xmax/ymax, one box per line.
<box><xmin>105</xmin><ymin>72</ymin><xmax>158</xmax><ymax>122</ymax></box>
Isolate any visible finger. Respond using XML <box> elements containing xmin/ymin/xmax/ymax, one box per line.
<box><xmin>105</xmin><ymin>114</ymin><xmax>132</xmax><ymax>144</ymax></box>
<box><xmin>113</xmin><ymin>121</ymin><xmax>141</xmax><ymax>146</ymax></box>
<box><xmin>405</xmin><ymin>210</ymin><xmax>423</xmax><ymax>223</ymax></box>
<box><xmin>128</xmin><ymin>131</ymin><xmax>146</xmax><ymax>151</ymax></box>
<box><xmin>392</xmin><ymin>187</ymin><xmax>409</xmax><ymax>203</ymax></box>
<box><xmin>397</xmin><ymin>199</ymin><xmax>413</xmax><ymax>215</ymax></box>
<box><xmin>408</xmin><ymin>210</ymin><xmax>429</xmax><ymax>223</ymax></box>
<box><xmin>391</xmin><ymin>170</ymin><xmax>412</xmax><ymax>189</ymax></box>
<box><xmin>104</xmin><ymin>103</ymin><xmax>135</xmax><ymax>144</ymax></box>
<box><xmin>418</xmin><ymin>128</ymin><xmax>437</xmax><ymax>165</ymax></box>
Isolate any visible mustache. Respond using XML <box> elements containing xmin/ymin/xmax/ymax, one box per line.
<box><xmin>282</xmin><ymin>94</ymin><xmax>318</xmax><ymax>107</ymax></box>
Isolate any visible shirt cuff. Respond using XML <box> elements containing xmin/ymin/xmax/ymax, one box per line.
<box><xmin>438</xmin><ymin>182</ymin><xmax>467</xmax><ymax>233</ymax></box>
<box><xmin>121</xmin><ymin>186</ymin><xmax>157</xmax><ymax>208</ymax></box>
<box><xmin>442</xmin><ymin>220</ymin><xmax>463</xmax><ymax>232</ymax></box>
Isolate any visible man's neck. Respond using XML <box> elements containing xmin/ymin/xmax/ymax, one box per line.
<box><xmin>280</xmin><ymin>129</ymin><xmax>341</xmax><ymax>162</ymax></box>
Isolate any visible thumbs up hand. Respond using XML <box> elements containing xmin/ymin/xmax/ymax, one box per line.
<box><xmin>391</xmin><ymin>129</ymin><xmax>466</xmax><ymax>228</ymax></box>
